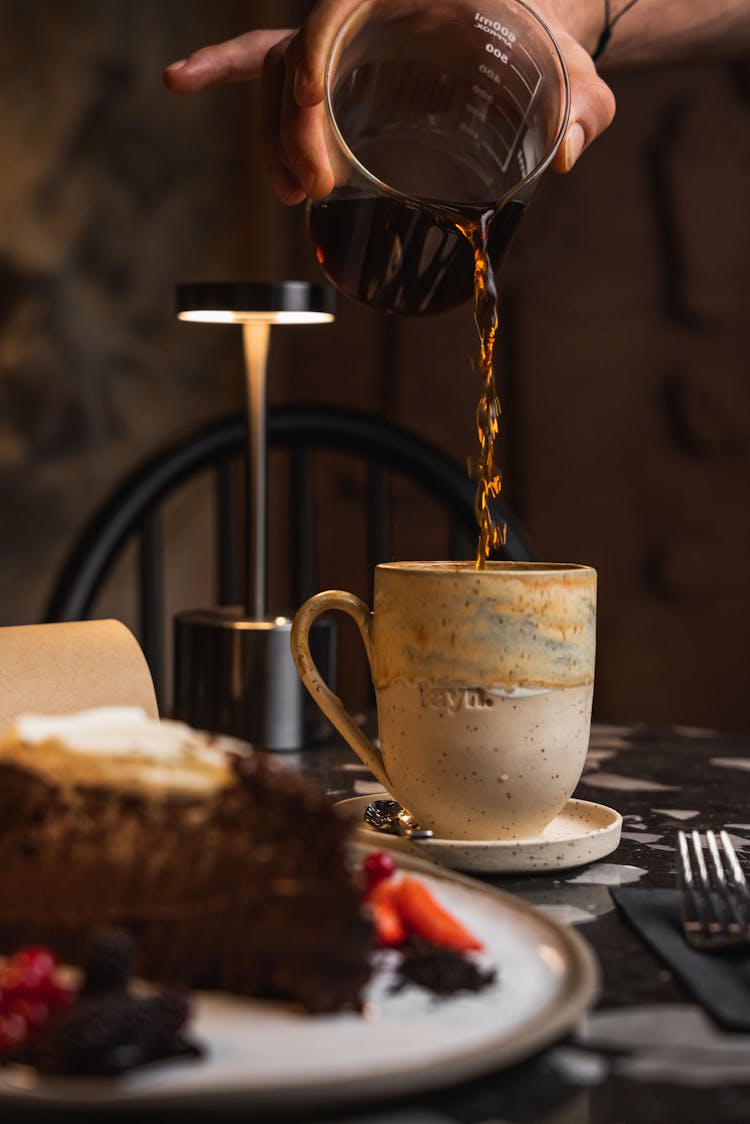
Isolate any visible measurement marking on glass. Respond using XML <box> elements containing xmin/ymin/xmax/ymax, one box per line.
<box><xmin>496</xmin><ymin>102</ymin><xmax>516</xmax><ymax>124</ymax></box>
<box><xmin>500</xmin><ymin>43</ymin><xmax>541</xmax><ymax>171</ymax></box>
<box><xmin>504</xmin><ymin>82</ymin><xmax>525</xmax><ymax>114</ymax></box>
<box><xmin>510</xmin><ymin>63</ymin><xmax>534</xmax><ymax>95</ymax></box>
<box><xmin>463</xmin><ymin>98</ymin><xmax>515</xmax><ymax>156</ymax></box>
<box><xmin>517</xmin><ymin>40</ymin><xmax>543</xmax><ymax>83</ymax></box>
<box><xmin>493</xmin><ymin>103</ymin><xmax>519</xmax><ymax>136</ymax></box>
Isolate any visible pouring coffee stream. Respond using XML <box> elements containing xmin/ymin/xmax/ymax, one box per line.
<box><xmin>461</xmin><ymin>212</ymin><xmax>505</xmax><ymax>566</ymax></box>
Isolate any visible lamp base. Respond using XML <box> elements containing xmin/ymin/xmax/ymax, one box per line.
<box><xmin>172</xmin><ymin>607</ymin><xmax>335</xmax><ymax>751</ymax></box>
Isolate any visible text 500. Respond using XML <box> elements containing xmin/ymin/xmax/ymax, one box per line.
<box><xmin>484</xmin><ymin>42</ymin><xmax>508</xmax><ymax>64</ymax></box>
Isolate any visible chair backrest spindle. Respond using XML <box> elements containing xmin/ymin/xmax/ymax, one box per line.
<box><xmin>138</xmin><ymin>510</ymin><xmax>165</xmax><ymax>703</ymax></box>
<box><xmin>215</xmin><ymin>452</ymin><xmax>241</xmax><ymax>607</ymax></box>
<box><xmin>291</xmin><ymin>444</ymin><xmax>317</xmax><ymax>607</ymax></box>
<box><xmin>368</xmin><ymin>462</ymin><xmax>392</xmax><ymax>571</ymax></box>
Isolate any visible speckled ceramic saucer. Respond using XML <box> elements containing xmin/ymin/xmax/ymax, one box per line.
<box><xmin>334</xmin><ymin>793</ymin><xmax>622</xmax><ymax>874</ymax></box>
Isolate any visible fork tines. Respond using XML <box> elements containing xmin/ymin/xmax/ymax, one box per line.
<box><xmin>677</xmin><ymin>829</ymin><xmax>750</xmax><ymax>949</ymax></box>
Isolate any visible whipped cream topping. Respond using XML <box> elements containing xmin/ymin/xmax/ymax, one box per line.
<box><xmin>6</xmin><ymin>706</ymin><xmax>241</xmax><ymax>793</ymax></box>
<box><xmin>15</xmin><ymin>707</ymin><xmax>227</xmax><ymax>759</ymax></box>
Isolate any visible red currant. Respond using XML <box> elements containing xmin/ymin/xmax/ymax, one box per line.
<box><xmin>0</xmin><ymin>1011</ymin><xmax>27</xmax><ymax>1057</ymax></box>
<box><xmin>0</xmin><ymin>944</ymin><xmax>76</xmax><ymax>1058</ymax></box>
<box><xmin>6</xmin><ymin>996</ymin><xmax>49</xmax><ymax>1031</ymax></box>
<box><xmin>38</xmin><ymin>978</ymin><xmax>75</xmax><ymax>1010</ymax></box>
<box><xmin>363</xmin><ymin>850</ymin><xmax>396</xmax><ymax>893</ymax></box>
<box><xmin>12</xmin><ymin>946</ymin><xmax>56</xmax><ymax>985</ymax></box>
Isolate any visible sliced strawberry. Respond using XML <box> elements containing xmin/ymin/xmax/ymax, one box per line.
<box><xmin>392</xmin><ymin>876</ymin><xmax>484</xmax><ymax>952</ymax></box>
<box><xmin>366</xmin><ymin>879</ymin><xmax>407</xmax><ymax>947</ymax></box>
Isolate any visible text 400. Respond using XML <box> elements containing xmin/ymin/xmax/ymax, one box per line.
<box><xmin>479</xmin><ymin>63</ymin><xmax>506</xmax><ymax>85</ymax></box>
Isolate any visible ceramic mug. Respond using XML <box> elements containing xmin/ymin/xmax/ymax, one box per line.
<box><xmin>291</xmin><ymin>561</ymin><xmax>596</xmax><ymax>840</ymax></box>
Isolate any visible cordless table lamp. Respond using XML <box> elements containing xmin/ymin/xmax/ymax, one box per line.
<box><xmin>172</xmin><ymin>281</ymin><xmax>337</xmax><ymax>749</ymax></box>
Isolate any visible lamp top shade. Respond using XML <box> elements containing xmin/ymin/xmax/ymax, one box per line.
<box><xmin>176</xmin><ymin>281</ymin><xmax>337</xmax><ymax>324</ymax></box>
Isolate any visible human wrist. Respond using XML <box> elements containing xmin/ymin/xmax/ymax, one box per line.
<box><xmin>539</xmin><ymin>0</ymin><xmax>607</xmax><ymax>58</ymax></box>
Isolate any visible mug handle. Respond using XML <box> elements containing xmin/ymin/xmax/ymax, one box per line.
<box><xmin>291</xmin><ymin>590</ymin><xmax>391</xmax><ymax>790</ymax></box>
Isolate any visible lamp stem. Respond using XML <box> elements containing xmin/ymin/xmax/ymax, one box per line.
<box><xmin>242</xmin><ymin>320</ymin><xmax>271</xmax><ymax>619</ymax></box>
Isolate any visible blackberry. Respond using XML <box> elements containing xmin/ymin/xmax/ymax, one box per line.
<box><xmin>29</xmin><ymin>988</ymin><xmax>201</xmax><ymax>1076</ymax></box>
<box><xmin>80</xmin><ymin>928</ymin><xmax>136</xmax><ymax>994</ymax></box>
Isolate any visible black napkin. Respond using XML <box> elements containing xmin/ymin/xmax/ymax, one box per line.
<box><xmin>611</xmin><ymin>887</ymin><xmax>750</xmax><ymax>1032</ymax></box>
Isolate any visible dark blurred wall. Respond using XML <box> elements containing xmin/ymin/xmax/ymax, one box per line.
<box><xmin>499</xmin><ymin>60</ymin><xmax>750</xmax><ymax>733</ymax></box>
<box><xmin>0</xmin><ymin>0</ymin><xmax>282</xmax><ymax>622</ymax></box>
<box><xmin>1</xmin><ymin>2</ymin><xmax>748</xmax><ymax>731</ymax></box>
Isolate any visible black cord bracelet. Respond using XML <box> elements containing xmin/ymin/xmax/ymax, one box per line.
<box><xmin>592</xmin><ymin>0</ymin><xmax>612</xmax><ymax>61</ymax></box>
<box><xmin>592</xmin><ymin>0</ymin><xmax>641</xmax><ymax>63</ymax></box>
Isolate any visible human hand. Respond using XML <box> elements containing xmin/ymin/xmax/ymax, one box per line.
<box><xmin>163</xmin><ymin>0</ymin><xmax>616</xmax><ymax>206</ymax></box>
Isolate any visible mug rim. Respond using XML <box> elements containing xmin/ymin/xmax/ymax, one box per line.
<box><xmin>376</xmin><ymin>561</ymin><xmax>595</xmax><ymax>576</ymax></box>
<box><xmin>324</xmin><ymin>0</ymin><xmax>572</xmax><ymax>210</ymax></box>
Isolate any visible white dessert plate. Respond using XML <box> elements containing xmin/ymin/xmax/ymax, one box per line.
<box><xmin>0</xmin><ymin>845</ymin><xmax>599</xmax><ymax>1114</ymax></box>
<box><xmin>336</xmin><ymin>793</ymin><xmax>622</xmax><ymax>873</ymax></box>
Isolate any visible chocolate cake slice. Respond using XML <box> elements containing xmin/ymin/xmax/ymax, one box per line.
<box><xmin>0</xmin><ymin>708</ymin><xmax>372</xmax><ymax>1014</ymax></box>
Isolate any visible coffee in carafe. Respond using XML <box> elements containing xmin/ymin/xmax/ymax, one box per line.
<box><xmin>308</xmin><ymin>193</ymin><xmax>526</xmax><ymax>317</ymax></box>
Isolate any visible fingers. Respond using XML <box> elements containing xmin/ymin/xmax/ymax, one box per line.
<box><xmin>549</xmin><ymin>34</ymin><xmax>616</xmax><ymax>172</ymax></box>
<box><xmin>264</xmin><ymin>2</ymin><xmax>363</xmax><ymax>199</ymax></box>
<box><xmin>165</xmin><ymin>22</ymin><xmax>337</xmax><ymax>204</ymax></box>
<box><xmin>163</xmin><ymin>29</ymin><xmax>291</xmax><ymax>93</ymax></box>
<box><xmin>260</xmin><ymin>34</ymin><xmax>335</xmax><ymax>204</ymax></box>
<box><xmin>290</xmin><ymin>0</ymin><xmax>364</xmax><ymax>106</ymax></box>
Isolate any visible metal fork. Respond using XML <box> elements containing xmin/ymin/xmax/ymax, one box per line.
<box><xmin>676</xmin><ymin>829</ymin><xmax>750</xmax><ymax>949</ymax></box>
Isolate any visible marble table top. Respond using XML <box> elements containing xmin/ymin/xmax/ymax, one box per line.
<box><xmin>288</xmin><ymin>719</ymin><xmax>750</xmax><ymax>1124</ymax></box>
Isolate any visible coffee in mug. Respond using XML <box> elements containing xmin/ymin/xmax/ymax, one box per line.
<box><xmin>291</xmin><ymin>561</ymin><xmax>596</xmax><ymax>840</ymax></box>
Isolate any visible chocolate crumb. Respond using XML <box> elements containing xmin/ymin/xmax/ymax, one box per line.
<box><xmin>391</xmin><ymin>938</ymin><xmax>497</xmax><ymax>997</ymax></box>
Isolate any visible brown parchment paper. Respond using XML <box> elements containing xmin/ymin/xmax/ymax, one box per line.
<box><xmin>0</xmin><ymin>620</ymin><xmax>158</xmax><ymax>736</ymax></box>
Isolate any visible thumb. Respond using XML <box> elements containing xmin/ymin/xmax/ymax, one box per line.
<box><xmin>549</xmin><ymin>36</ymin><xmax>616</xmax><ymax>172</ymax></box>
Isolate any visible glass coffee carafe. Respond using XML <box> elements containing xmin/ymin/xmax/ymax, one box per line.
<box><xmin>307</xmin><ymin>0</ymin><xmax>570</xmax><ymax>315</ymax></box>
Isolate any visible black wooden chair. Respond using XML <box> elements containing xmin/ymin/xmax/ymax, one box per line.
<box><xmin>43</xmin><ymin>403</ymin><xmax>538</xmax><ymax>707</ymax></box>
